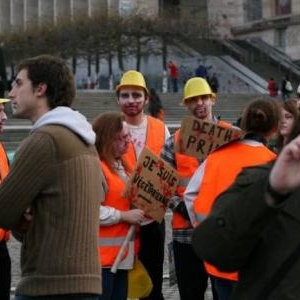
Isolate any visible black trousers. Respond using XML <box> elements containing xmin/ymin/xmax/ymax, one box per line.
<box><xmin>0</xmin><ymin>240</ymin><xmax>11</xmax><ymax>300</ymax></box>
<box><xmin>173</xmin><ymin>240</ymin><xmax>209</xmax><ymax>300</ymax></box>
<box><xmin>138</xmin><ymin>220</ymin><xmax>165</xmax><ymax>300</ymax></box>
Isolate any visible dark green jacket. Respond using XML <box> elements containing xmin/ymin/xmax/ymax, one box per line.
<box><xmin>192</xmin><ymin>162</ymin><xmax>300</xmax><ymax>300</ymax></box>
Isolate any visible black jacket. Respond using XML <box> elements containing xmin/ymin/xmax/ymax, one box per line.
<box><xmin>192</xmin><ymin>162</ymin><xmax>300</xmax><ymax>300</ymax></box>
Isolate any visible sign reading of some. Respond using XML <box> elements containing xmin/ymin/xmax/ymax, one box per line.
<box><xmin>175</xmin><ymin>116</ymin><xmax>244</xmax><ymax>160</ymax></box>
<box><xmin>123</xmin><ymin>147</ymin><xmax>179</xmax><ymax>222</ymax></box>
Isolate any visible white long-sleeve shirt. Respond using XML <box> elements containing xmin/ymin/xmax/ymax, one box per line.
<box><xmin>184</xmin><ymin>160</ymin><xmax>207</xmax><ymax>227</ymax></box>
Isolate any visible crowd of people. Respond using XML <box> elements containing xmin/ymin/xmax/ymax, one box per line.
<box><xmin>0</xmin><ymin>54</ymin><xmax>300</xmax><ymax>300</ymax></box>
<box><xmin>267</xmin><ymin>76</ymin><xmax>300</xmax><ymax>101</ymax></box>
<box><xmin>167</xmin><ymin>59</ymin><xmax>219</xmax><ymax>94</ymax></box>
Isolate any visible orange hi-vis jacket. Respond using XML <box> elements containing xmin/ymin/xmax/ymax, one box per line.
<box><xmin>173</xmin><ymin>120</ymin><xmax>231</xmax><ymax>230</ymax></box>
<box><xmin>0</xmin><ymin>142</ymin><xmax>9</xmax><ymax>242</ymax></box>
<box><xmin>122</xmin><ymin>116</ymin><xmax>166</xmax><ymax>169</ymax></box>
<box><xmin>193</xmin><ymin>140</ymin><xmax>276</xmax><ymax>281</ymax></box>
<box><xmin>99</xmin><ymin>161</ymin><xmax>138</xmax><ymax>267</ymax></box>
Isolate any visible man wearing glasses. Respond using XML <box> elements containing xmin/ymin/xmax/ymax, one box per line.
<box><xmin>116</xmin><ymin>70</ymin><xmax>170</xmax><ymax>300</ymax></box>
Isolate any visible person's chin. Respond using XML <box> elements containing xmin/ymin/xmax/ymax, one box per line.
<box><xmin>12</xmin><ymin>110</ymin><xmax>24</xmax><ymax>119</ymax></box>
<box><xmin>125</xmin><ymin>110</ymin><xmax>140</xmax><ymax>117</ymax></box>
<box><xmin>195</xmin><ymin>113</ymin><xmax>207</xmax><ymax>119</ymax></box>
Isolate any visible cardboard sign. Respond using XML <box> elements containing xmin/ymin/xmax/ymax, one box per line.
<box><xmin>123</xmin><ymin>147</ymin><xmax>179</xmax><ymax>223</ymax></box>
<box><xmin>175</xmin><ymin>116</ymin><xmax>244</xmax><ymax>160</ymax></box>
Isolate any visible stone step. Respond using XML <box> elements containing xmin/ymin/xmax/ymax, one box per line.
<box><xmin>2</xmin><ymin>92</ymin><xmax>260</xmax><ymax>151</ymax></box>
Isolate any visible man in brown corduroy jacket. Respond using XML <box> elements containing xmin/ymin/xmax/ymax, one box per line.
<box><xmin>0</xmin><ymin>55</ymin><xmax>106</xmax><ymax>300</ymax></box>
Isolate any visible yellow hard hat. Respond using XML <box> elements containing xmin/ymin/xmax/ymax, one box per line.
<box><xmin>128</xmin><ymin>259</ymin><xmax>153</xmax><ymax>299</ymax></box>
<box><xmin>116</xmin><ymin>70</ymin><xmax>149</xmax><ymax>95</ymax></box>
<box><xmin>0</xmin><ymin>98</ymin><xmax>10</xmax><ymax>104</ymax></box>
<box><xmin>182</xmin><ymin>77</ymin><xmax>215</xmax><ymax>104</ymax></box>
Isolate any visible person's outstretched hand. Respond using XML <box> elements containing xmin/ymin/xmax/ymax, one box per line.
<box><xmin>270</xmin><ymin>135</ymin><xmax>300</xmax><ymax>193</ymax></box>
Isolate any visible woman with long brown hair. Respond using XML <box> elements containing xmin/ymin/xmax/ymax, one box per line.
<box><xmin>93</xmin><ymin>112</ymin><xmax>145</xmax><ymax>300</ymax></box>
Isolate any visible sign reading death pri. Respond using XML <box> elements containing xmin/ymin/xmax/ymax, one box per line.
<box><xmin>123</xmin><ymin>147</ymin><xmax>179</xmax><ymax>223</ymax></box>
<box><xmin>175</xmin><ymin>116</ymin><xmax>244</xmax><ymax>160</ymax></box>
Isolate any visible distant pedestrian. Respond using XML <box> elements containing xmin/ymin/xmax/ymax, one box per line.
<box><xmin>297</xmin><ymin>83</ymin><xmax>300</xmax><ymax>98</ymax></box>
<box><xmin>195</xmin><ymin>63</ymin><xmax>208</xmax><ymax>80</ymax></box>
<box><xmin>267</xmin><ymin>77</ymin><xmax>278</xmax><ymax>97</ymax></box>
<box><xmin>167</xmin><ymin>61</ymin><xmax>179</xmax><ymax>93</ymax></box>
<box><xmin>209</xmin><ymin>73</ymin><xmax>219</xmax><ymax>93</ymax></box>
<box><xmin>281</xmin><ymin>75</ymin><xmax>293</xmax><ymax>101</ymax></box>
<box><xmin>0</xmin><ymin>76</ymin><xmax>5</xmax><ymax>98</ymax></box>
<box><xmin>148</xmin><ymin>88</ymin><xmax>165</xmax><ymax>121</ymax></box>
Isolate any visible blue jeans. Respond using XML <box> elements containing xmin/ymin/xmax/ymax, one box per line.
<box><xmin>15</xmin><ymin>295</ymin><xmax>99</xmax><ymax>300</ymax></box>
<box><xmin>212</xmin><ymin>276</ymin><xmax>236</xmax><ymax>300</ymax></box>
<box><xmin>99</xmin><ymin>268</ymin><xmax>128</xmax><ymax>300</ymax></box>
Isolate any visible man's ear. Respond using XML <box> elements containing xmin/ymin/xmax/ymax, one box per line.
<box><xmin>36</xmin><ymin>83</ymin><xmax>47</xmax><ymax>96</ymax></box>
<box><xmin>145</xmin><ymin>95</ymin><xmax>149</xmax><ymax>105</ymax></box>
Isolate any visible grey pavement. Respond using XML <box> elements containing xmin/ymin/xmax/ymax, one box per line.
<box><xmin>162</xmin><ymin>277</ymin><xmax>213</xmax><ymax>300</ymax></box>
<box><xmin>8</xmin><ymin>211</ymin><xmax>213</xmax><ymax>299</ymax></box>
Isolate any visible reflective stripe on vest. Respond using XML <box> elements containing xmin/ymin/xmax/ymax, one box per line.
<box><xmin>100</xmin><ymin>236</ymin><xmax>126</xmax><ymax>246</ymax></box>
<box><xmin>122</xmin><ymin>116</ymin><xmax>165</xmax><ymax>169</ymax></box>
<box><xmin>194</xmin><ymin>140</ymin><xmax>276</xmax><ymax>281</ymax></box>
<box><xmin>100</xmin><ymin>234</ymin><xmax>134</xmax><ymax>247</ymax></box>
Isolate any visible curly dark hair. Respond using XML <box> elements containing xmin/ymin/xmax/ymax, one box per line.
<box><xmin>16</xmin><ymin>54</ymin><xmax>75</xmax><ymax>108</ymax></box>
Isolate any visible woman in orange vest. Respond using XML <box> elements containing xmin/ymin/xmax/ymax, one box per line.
<box><xmin>93</xmin><ymin>112</ymin><xmax>145</xmax><ymax>300</ymax></box>
<box><xmin>184</xmin><ymin>98</ymin><xmax>281</xmax><ymax>300</ymax></box>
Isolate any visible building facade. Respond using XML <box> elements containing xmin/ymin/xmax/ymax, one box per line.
<box><xmin>0</xmin><ymin>0</ymin><xmax>159</xmax><ymax>32</ymax></box>
<box><xmin>0</xmin><ymin>0</ymin><xmax>299</xmax><ymax>60</ymax></box>
<box><xmin>206</xmin><ymin>0</ymin><xmax>300</xmax><ymax>60</ymax></box>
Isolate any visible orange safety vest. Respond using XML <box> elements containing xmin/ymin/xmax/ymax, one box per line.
<box><xmin>123</xmin><ymin>116</ymin><xmax>166</xmax><ymax>169</ymax></box>
<box><xmin>173</xmin><ymin>120</ymin><xmax>231</xmax><ymax>230</ymax></box>
<box><xmin>193</xmin><ymin>140</ymin><xmax>276</xmax><ymax>281</ymax></box>
<box><xmin>0</xmin><ymin>143</ymin><xmax>9</xmax><ymax>242</ymax></box>
<box><xmin>99</xmin><ymin>161</ymin><xmax>138</xmax><ymax>267</ymax></box>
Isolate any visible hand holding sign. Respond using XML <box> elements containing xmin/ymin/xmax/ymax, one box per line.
<box><xmin>176</xmin><ymin>116</ymin><xmax>244</xmax><ymax>160</ymax></box>
<box><xmin>123</xmin><ymin>147</ymin><xmax>179</xmax><ymax>222</ymax></box>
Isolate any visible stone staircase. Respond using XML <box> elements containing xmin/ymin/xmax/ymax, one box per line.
<box><xmin>2</xmin><ymin>91</ymin><xmax>260</xmax><ymax>151</ymax></box>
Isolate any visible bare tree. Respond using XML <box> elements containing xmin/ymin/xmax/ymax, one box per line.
<box><xmin>0</xmin><ymin>11</ymin><xmax>214</xmax><ymax>80</ymax></box>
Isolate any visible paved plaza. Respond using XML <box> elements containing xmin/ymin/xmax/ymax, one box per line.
<box><xmin>8</xmin><ymin>210</ymin><xmax>213</xmax><ymax>299</ymax></box>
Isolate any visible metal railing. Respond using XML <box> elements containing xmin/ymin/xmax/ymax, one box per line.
<box><xmin>246</xmin><ymin>37</ymin><xmax>300</xmax><ymax>79</ymax></box>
